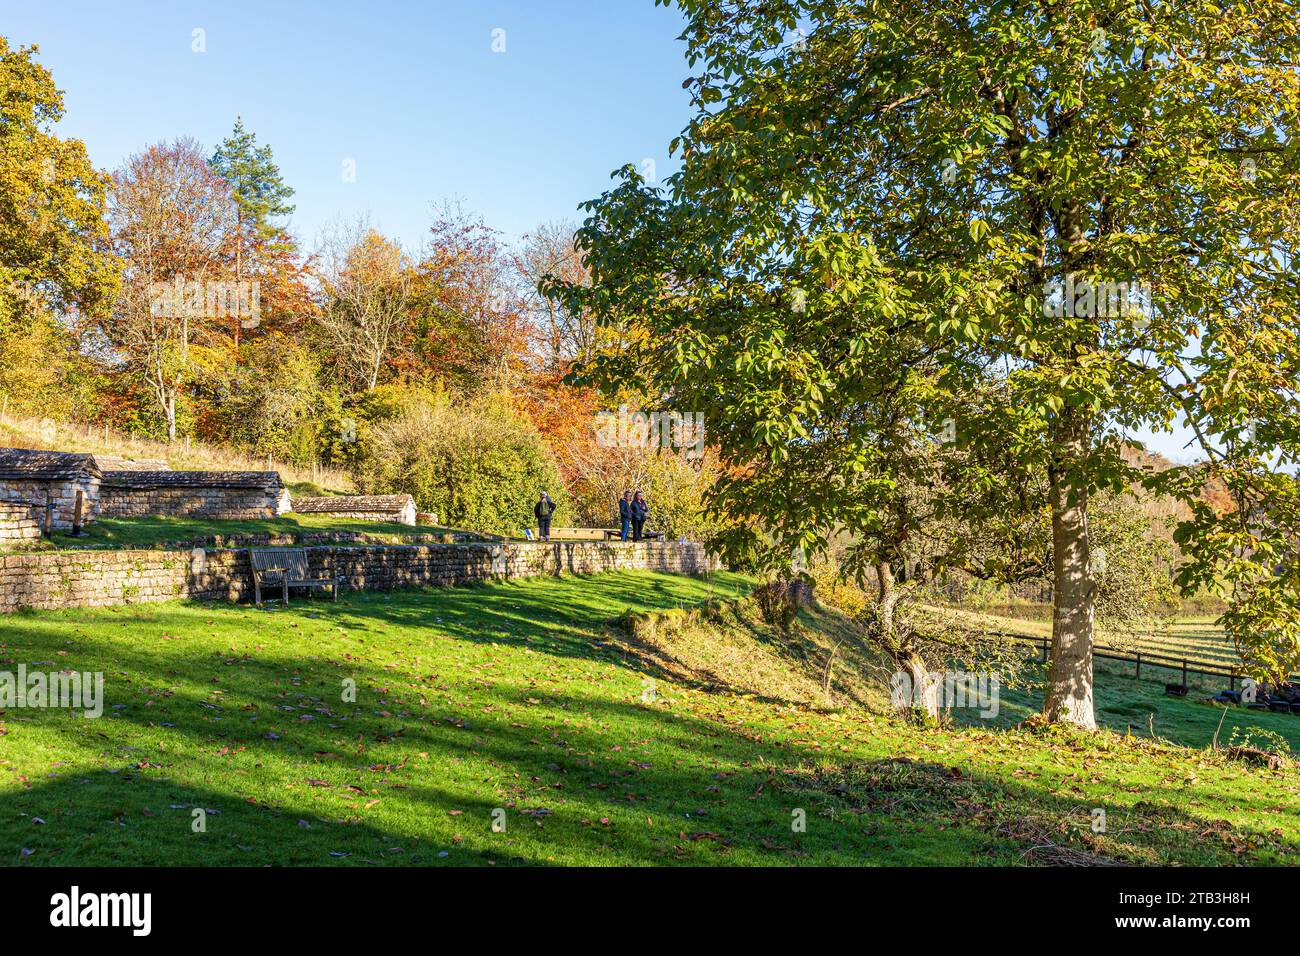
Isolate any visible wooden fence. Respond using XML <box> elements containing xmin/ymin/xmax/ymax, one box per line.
<box><xmin>994</xmin><ymin>632</ymin><xmax>1299</xmax><ymax>689</ymax></box>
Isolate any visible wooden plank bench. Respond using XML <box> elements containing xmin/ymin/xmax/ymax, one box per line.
<box><xmin>248</xmin><ymin>548</ymin><xmax>343</xmax><ymax>606</ymax></box>
<box><xmin>600</xmin><ymin>529</ymin><xmax>664</xmax><ymax>541</ymax></box>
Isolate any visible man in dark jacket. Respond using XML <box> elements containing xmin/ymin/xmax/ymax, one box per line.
<box><xmin>534</xmin><ymin>492</ymin><xmax>555</xmax><ymax>541</ymax></box>
<box><xmin>618</xmin><ymin>491</ymin><xmax>632</xmax><ymax>541</ymax></box>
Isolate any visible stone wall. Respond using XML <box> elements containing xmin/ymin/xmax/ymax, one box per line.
<box><xmin>305</xmin><ymin>510</ymin><xmax>406</xmax><ymax>524</ymax></box>
<box><xmin>0</xmin><ymin>477</ymin><xmax>100</xmax><ymax>530</ymax></box>
<box><xmin>0</xmin><ymin>540</ymin><xmax>718</xmax><ymax>613</ymax></box>
<box><xmin>98</xmin><ymin>486</ymin><xmax>282</xmax><ymax>521</ymax></box>
<box><xmin>0</xmin><ymin>503</ymin><xmax>40</xmax><ymax>543</ymax></box>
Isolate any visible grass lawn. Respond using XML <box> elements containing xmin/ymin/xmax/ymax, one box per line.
<box><xmin>1</xmin><ymin>571</ymin><xmax>1297</xmax><ymax>866</ymax></box>
<box><xmin>15</xmin><ymin>514</ymin><xmax>475</xmax><ymax>553</ymax></box>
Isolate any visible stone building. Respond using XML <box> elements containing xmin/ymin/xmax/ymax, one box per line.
<box><xmin>0</xmin><ymin>448</ymin><xmax>102</xmax><ymax>531</ymax></box>
<box><xmin>291</xmin><ymin>494</ymin><xmax>419</xmax><ymax>526</ymax></box>
<box><xmin>98</xmin><ymin>471</ymin><xmax>289</xmax><ymax>520</ymax></box>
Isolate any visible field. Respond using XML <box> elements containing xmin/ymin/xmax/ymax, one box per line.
<box><xmin>1</xmin><ymin>571</ymin><xmax>1297</xmax><ymax>867</ymax></box>
<box><xmin>941</xmin><ymin>606</ymin><xmax>1241</xmax><ymax>670</ymax></box>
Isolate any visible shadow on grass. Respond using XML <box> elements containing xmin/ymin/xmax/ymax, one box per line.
<box><xmin>2</xmin><ymin>574</ymin><xmax>1294</xmax><ymax>866</ymax></box>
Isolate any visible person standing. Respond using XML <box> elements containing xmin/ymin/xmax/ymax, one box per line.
<box><xmin>535</xmin><ymin>492</ymin><xmax>555</xmax><ymax>541</ymax></box>
<box><xmin>631</xmin><ymin>491</ymin><xmax>649</xmax><ymax>542</ymax></box>
<box><xmin>618</xmin><ymin>490</ymin><xmax>633</xmax><ymax>541</ymax></box>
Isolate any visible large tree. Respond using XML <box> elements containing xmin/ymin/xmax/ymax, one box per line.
<box><xmin>549</xmin><ymin>0</ymin><xmax>1300</xmax><ymax>727</ymax></box>
<box><xmin>106</xmin><ymin>139</ymin><xmax>236</xmax><ymax>441</ymax></box>
<box><xmin>314</xmin><ymin>219</ymin><xmax>413</xmax><ymax>395</ymax></box>
<box><xmin>0</xmin><ymin>37</ymin><xmax>118</xmax><ymax>328</ymax></box>
<box><xmin>210</xmin><ymin>117</ymin><xmax>296</xmax><ymax>348</ymax></box>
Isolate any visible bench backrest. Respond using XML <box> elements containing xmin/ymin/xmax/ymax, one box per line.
<box><xmin>249</xmin><ymin>548</ymin><xmax>311</xmax><ymax>580</ymax></box>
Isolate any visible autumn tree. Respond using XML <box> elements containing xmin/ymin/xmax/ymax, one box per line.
<box><xmin>0</xmin><ymin>37</ymin><xmax>119</xmax><ymax>415</ymax></box>
<box><xmin>550</xmin><ymin>0</ymin><xmax>1300</xmax><ymax>728</ymax></box>
<box><xmin>315</xmin><ymin>219</ymin><xmax>413</xmax><ymax>395</ymax></box>
<box><xmin>516</xmin><ymin>220</ymin><xmax>597</xmax><ymax>369</ymax></box>
<box><xmin>0</xmin><ymin>37</ymin><xmax>117</xmax><ymax>318</ymax></box>
<box><xmin>105</xmin><ymin>139</ymin><xmax>235</xmax><ymax>441</ymax></box>
<box><xmin>405</xmin><ymin>203</ymin><xmax>532</xmax><ymax>388</ymax></box>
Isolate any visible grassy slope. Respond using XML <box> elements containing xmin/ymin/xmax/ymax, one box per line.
<box><xmin>0</xmin><ymin>412</ymin><xmax>351</xmax><ymax>491</ymax></box>
<box><xmin>1</xmin><ymin>572</ymin><xmax>1297</xmax><ymax>867</ymax></box>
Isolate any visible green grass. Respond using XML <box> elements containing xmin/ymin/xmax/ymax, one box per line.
<box><xmin>22</xmin><ymin>514</ymin><xmax>472</xmax><ymax>552</ymax></box>
<box><xmin>1</xmin><ymin>572</ymin><xmax>1297</xmax><ymax>867</ymax></box>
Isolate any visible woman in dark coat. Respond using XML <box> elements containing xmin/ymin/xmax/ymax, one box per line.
<box><xmin>630</xmin><ymin>491</ymin><xmax>649</xmax><ymax>542</ymax></box>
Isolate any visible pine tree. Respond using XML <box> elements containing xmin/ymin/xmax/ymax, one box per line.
<box><xmin>210</xmin><ymin>117</ymin><xmax>296</xmax><ymax>346</ymax></box>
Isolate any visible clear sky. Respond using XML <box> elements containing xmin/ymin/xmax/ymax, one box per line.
<box><xmin>4</xmin><ymin>0</ymin><xmax>691</xmax><ymax>250</ymax></box>
<box><xmin>4</xmin><ymin>0</ymin><xmax>1202</xmax><ymax>462</ymax></box>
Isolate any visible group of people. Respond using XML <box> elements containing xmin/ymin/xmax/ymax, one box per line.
<box><xmin>618</xmin><ymin>490</ymin><xmax>650</xmax><ymax>541</ymax></box>
<box><xmin>530</xmin><ymin>490</ymin><xmax>650</xmax><ymax>542</ymax></box>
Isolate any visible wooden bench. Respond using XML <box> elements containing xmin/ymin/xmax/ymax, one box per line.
<box><xmin>248</xmin><ymin>548</ymin><xmax>343</xmax><ymax>606</ymax></box>
<box><xmin>600</xmin><ymin>529</ymin><xmax>664</xmax><ymax>541</ymax></box>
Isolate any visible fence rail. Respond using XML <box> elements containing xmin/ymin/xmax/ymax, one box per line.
<box><xmin>991</xmin><ymin>632</ymin><xmax>1300</xmax><ymax>688</ymax></box>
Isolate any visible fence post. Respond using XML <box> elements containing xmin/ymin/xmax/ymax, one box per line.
<box><xmin>1135</xmin><ymin>653</ymin><xmax>1141</xmax><ymax>680</ymax></box>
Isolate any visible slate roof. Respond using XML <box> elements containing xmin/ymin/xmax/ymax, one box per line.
<box><xmin>291</xmin><ymin>494</ymin><xmax>415</xmax><ymax>514</ymax></box>
<box><xmin>0</xmin><ymin>448</ymin><xmax>102</xmax><ymax>482</ymax></box>
<box><xmin>101</xmin><ymin>470</ymin><xmax>283</xmax><ymax>491</ymax></box>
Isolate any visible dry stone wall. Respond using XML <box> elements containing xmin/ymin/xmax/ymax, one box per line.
<box><xmin>0</xmin><ymin>540</ymin><xmax>718</xmax><ymax>613</ymax></box>
<box><xmin>0</xmin><ymin>503</ymin><xmax>40</xmax><ymax>543</ymax></box>
<box><xmin>98</xmin><ymin>486</ymin><xmax>282</xmax><ymax>521</ymax></box>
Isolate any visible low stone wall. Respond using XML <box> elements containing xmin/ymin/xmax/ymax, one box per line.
<box><xmin>0</xmin><ymin>503</ymin><xmax>40</xmax><ymax>543</ymax></box>
<box><xmin>0</xmin><ymin>540</ymin><xmax>718</xmax><ymax>613</ymax></box>
<box><xmin>301</xmin><ymin>510</ymin><xmax>408</xmax><ymax>524</ymax></box>
<box><xmin>98</xmin><ymin>486</ymin><xmax>281</xmax><ymax>521</ymax></box>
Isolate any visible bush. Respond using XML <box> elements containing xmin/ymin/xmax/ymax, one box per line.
<box><xmin>356</xmin><ymin>389</ymin><xmax>563</xmax><ymax>535</ymax></box>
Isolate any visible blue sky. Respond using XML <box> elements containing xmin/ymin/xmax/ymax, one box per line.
<box><xmin>5</xmin><ymin>0</ymin><xmax>690</xmax><ymax>250</ymax></box>
<box><xmin>5</xmin><ymin>0</ymin><xmax>1202</xmax><ymax>462</ymax></box>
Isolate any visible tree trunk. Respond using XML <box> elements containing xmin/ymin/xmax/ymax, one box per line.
<box><xmin>898</xmin><ymin>649</ymin><xmax>940</xmax><ymax>721</ymax></box>
<box><xmin>165</xmin><ymin>392</ymin><xmax>177</xmax><ymax>444</ymax></box>
<box><xmin>234</xmin><ymin>205</ymin><xmax>243</xmax><ymax>351</ymax></box>
<box><xmin>1042</xmin><ymin>410</ymin><xmax>1097</xmax><ymax>728</ymax></box>
<box><xmin>877</xmin><ymin>562</ymin><xmax>939</xmax><ymax>721</ymax></box>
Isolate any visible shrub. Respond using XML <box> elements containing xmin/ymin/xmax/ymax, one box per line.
<box><xmin>357</xmin><ymin>389</ymin><xmax>563</xmax><ymax>535</ymax></box>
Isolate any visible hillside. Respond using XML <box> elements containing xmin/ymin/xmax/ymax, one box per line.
<box><xmin>0</xmin><ymin>409</ymin><xmax>353</xmax><ymax>494</ymax></box>
<box><xmin>1</xmin><ymin>571</ymin><xmax>1296</xmax><ymax>867</ymax></box>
